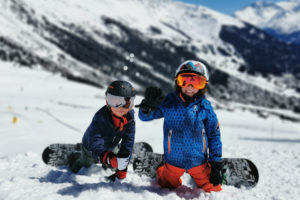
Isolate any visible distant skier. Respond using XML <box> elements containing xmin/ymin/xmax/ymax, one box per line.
<box><xmin>69</xmin><ymin>80</ymin><xmax>136</xmax><ymax>182</ymax></box>
<box><xmin>138</xmin><ymin>60</ymin><xmax>223</xmax><ymax>192</ymax></box>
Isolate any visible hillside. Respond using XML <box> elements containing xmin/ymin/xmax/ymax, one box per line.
<box><xmin>1</xmin><ymin>0</ymin><xmax>300</xmax><ymax>120</ymax></box>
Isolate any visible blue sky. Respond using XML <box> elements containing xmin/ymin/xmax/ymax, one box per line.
<box><xmin>178</xmin><ymin>0</ymin><xmax>282</xmax><ymax>15</ymax></box>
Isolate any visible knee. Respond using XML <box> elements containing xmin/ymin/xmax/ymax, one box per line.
<box><xmin>156</xmin><ymin>163</ymin><xmax>184</xmax><ymax>189</ymax></box>
<box><xmin>188</xmin><ymin>164</ymin><xmax>222</xmax><ymax>192</ymax></box>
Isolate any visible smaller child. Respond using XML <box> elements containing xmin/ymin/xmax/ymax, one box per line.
<box><xmin>69</xmin><ymin>80</ymin><xmax>136</xmax><ymax>181</ymax></box>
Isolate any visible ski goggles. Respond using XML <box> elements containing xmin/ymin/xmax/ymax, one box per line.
<box><xmin>176</xmin><ymin>73</ymin><xmax>207</xmax><ymax>90</ymax></box>
<box><xmin>106</xmin><ymin>93</ymin><xmax>135</xmax><ymax>109</ymax></box>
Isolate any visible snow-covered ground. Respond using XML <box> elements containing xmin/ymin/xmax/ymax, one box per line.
<box><xmin>1</xmin><ymin>63</ymin><xmax>300</xmax><ymax>200</ymax></box>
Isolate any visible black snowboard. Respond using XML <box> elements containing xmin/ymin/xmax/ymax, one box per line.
<box><xmin>130</xmin><ymin>142</ymin><xmax>153</xmax><ymax>163</ymax></box>
<box><xmin>42</xmin><ymin>142</ymin><xmax>153</xmax><ymax>166</ymax></box>
<box><xmin>42</xmin><ymin>143</ymin><xmax>82</xmax><ymax>166</ymax></box>
<box><xmin>133</xmin><ymin>152</ymin><xmax>259</xmax><ymax>188</ymax></box>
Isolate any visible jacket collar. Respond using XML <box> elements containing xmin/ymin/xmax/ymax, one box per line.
<box><xmin>174</xmin><ymin>91</ymin><xmax>204</xmax><ymax>107</ymax></box>
<box><xmin>104</xmin><ymin>106</ymin><xmax>134</xmax><ymax>130</ymax></box>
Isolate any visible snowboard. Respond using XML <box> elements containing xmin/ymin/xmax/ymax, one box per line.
<box><xmin>133</xmin><ymin>152</ymin><xmax>259</xmax><ymax>189</ymax></box>
<box><xmin>42</xmin><ymin>143</ymin><xmax>82</xmax><ymax>166</ymax></box>
<box><xmin>42</xmin><ymin>142</ymin><xmax>153</xmax><ymax>166</ymax></box>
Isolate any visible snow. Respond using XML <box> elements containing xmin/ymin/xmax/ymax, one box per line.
<box><xmin>235</xmin><ymin>0</ymin><xmax>300</xmax><ymax>34</ymax></box>
<box><xmin>1</xmin><ymin>62</ymin><xmax>300</xmax><ymax>200</ymax></box>
<box><xmin>3</xmin><ymin>0</ymin><xmax>243</xmax><ymax>43</ymax></box>
<box><xmin>3</xmin><ymin>0</ymin><xmax>298</xmax><ymax>100</ymax></box>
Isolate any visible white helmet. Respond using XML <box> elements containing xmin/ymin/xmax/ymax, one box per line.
<box><xmin>175</xmin><ymin>60</ymin><xmax>209</xmax><ymax>81</ymax></box>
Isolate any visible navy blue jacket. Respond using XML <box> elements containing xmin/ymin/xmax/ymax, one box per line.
<box><xmin>82</xmin><ymin>106</ymin><xmax>135</xmax><ymax>161</ymax></box>
<box><xmin>139</xmin><ymin>92</ymin><xmax>222</xmax><ymax>170</ymax></box>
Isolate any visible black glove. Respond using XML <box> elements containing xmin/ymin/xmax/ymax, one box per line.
<box><xmin>136</xmin><ymin>87</ymin><xmax>164</xmax><ymax>114</ymax></box>
<box><xmin>209</xmin><ymin>161</ymin><xmax>223</xmax><ymax>186</ymax></box>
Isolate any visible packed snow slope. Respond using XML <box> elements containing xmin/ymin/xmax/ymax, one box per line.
<box><xmin>1</xmin><ymin>63</ymin><xmax>300</xmax><ymax>200</ymax></box>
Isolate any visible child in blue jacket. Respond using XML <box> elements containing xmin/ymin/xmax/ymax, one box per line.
<box><xmin>138</xmin><ymin>60</ymin><xmax>222</xmax><ymax>192</ymax></box>
<box><xmin>69</xmin><ymin>80</ymin><xmax>136</xmax><ymax>181</ymax></box>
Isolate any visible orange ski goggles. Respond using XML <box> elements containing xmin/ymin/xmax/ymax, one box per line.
<box><xmin>176</xmin><ymin>73</ymin><xmax>207</xmax><ymax>90</ymax></box>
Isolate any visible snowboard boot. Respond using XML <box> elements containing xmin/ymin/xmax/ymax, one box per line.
<box><xmin>68</xmin><ymin>152</ymin><xmax>81</xmax><ymax>173</ymax></box>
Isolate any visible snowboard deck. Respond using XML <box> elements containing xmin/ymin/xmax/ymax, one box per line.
<box><xmin>42</xmin><ymin>141</ymin><xmax>259</xmax><ymax>188</ymax></box>
<box><xmin>42</xmin><ymin>143</ymin><xmax>82</xmax><ymax>166</ymax></box>
<box><xmin>222</xmin><ymin>158</ymin><xmax>258</xmax><ymax>188</ymax></box>
<box><xmin>130</xmin><ymin>141</ymin><xmax>153</xmax><ymax>163</ymax></box>
<box><xmin>132</xmin><ymin>152</ymin><xmax>259</xmax><ymax>189</ymax></box>
<box><xmin>42</xmin><ymin>142</ymin><xmax>153</xmax><ymax>166</ymax></box>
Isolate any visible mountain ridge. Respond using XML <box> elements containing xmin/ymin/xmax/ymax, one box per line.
<box><xmin>1</xmin><ymin>0</ymin><xmax>300</xmax><ymax>120</ymax></box>
<box><xmin>235</xmin><ymin>0</ymin><xmax>300</xmax><ymax>45</ymax></box>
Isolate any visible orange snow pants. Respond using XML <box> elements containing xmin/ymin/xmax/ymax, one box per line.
<box><xmin>156</xmin><ymin>163</ymin><xmax>222</xmax><ymax>192</ymax></box>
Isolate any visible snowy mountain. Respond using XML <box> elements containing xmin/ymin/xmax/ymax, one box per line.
<box><xmin>234</xmin><ymin>0</ymin><xmax>300</xmax><ymax>45</ymax></box>
<box><xmin>1</xmin><ymin>0</ymin><xmax>300</xmax><ymax>120</ymax></box>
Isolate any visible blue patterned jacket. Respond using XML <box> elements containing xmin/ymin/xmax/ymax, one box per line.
<box><xmin>139</xmin><ymin>92</ymin><xmax>222</xmax><ymax>170</ymax></box>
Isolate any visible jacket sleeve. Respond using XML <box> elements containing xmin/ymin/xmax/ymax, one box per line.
<box><xmin>84</xmin><ymin>116</ymin><xmax>106</xmax><ymax>161</ymax></box>
<box><xmin>138</xmin><ymin>108</ymin><xmax>164</xmax><ymax>121</ymax></box>
<box><xmin>204</xmin><ymin>103</ymin><xmax>222</xmax><ymax>162</ymax></box>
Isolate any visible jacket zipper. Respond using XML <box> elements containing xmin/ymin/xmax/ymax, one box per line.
<box><xmin>168</xmin><ymin>129</ymin><xmax>172</xmax><ymax>154</ymax></box>
<box><xmin>202</xmin><ymin>128</ymin><xmax>206</xmax><ymax>153</ymax></box>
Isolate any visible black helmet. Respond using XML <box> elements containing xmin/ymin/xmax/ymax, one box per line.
<box><xmin>106</xmin><ymin>80</ymin><xmax>136</xmax><ymax>98</ymax></box>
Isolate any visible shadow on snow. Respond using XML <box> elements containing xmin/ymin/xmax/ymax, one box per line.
<box><xmin>57</xmin><ymin>181</ymin><xmax>205</xmax><ymax>199</ymax></box>
<box><xmin>30</xmin><ymin>166</ymin><xmax>206</xmax><ymax>199</ymax></box>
